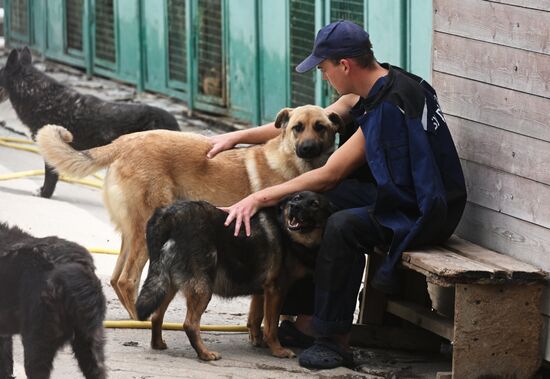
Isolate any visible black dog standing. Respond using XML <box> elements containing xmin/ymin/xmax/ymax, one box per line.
<box><xmin>0</xmin><ymin>47</ymin><xmax>180</xmax><ymax>198</ymax></box>
<box><xmin>136</xmin><ymin>191</ymin><xmax>335</xmax><ymax>361</ymax></box>
<box><xmin>0</xmin><ymin>223</ymin><xmax>107</xmax><ymax>379</ymax></box>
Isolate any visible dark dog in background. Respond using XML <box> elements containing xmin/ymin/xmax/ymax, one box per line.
<box><xmin>135</xmin><ymin>191</ymin><xmax>334</xmax><ymax>361</ymax></box>
<box><xmin>0</xmin><ymin>47</ymin><xmax>180</xmax><ymax>198</ymax></box>
<box><xmin>0</xmin><ymin>223</ymin><xmax>106</xmax><ymax>379</ymax></box>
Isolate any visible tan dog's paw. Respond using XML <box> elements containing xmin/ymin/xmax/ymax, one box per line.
<box><xmin>199</xmin><ymin>350</ymin><xmax>222</xmax><ymax>361</ymax></box>
<box><xmin>271</xmin><ymin>347</ymin><xmax>296</xmax><ymax>359</ymax></box>
<box><xmin>248</xmin><ymin>331</ymin><xmax>266</xmax><ymax>347</ymax></box>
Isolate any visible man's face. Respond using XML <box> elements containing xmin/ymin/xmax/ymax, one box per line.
<box><xmin>317</xmin><ymin>59</ymin><xmax>349</xmax><ymax>96</ymax></box>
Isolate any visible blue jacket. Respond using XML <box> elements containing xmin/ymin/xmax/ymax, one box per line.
<box><xmin>350</xmin><ymin>64</ymin><xmax>467</xmax><ymax>291</ymax></box>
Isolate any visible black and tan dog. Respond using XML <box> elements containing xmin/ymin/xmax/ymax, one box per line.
<box><xmin>37</xmin><ymin>105</ymin><xmax>343</xmax><ymax>320</ymax></box>
<box><xmin>135</xmin><ymin>191</ymin><xmax>334</xmax><ymax>361</ymax></box>
<box><xmin>0</xmin><ymin>223</ymin><xmax>106</xmax><ymax>379</ymax></box>
<box><xmin>0</xmin><ymin>47</ymin><xmax>179</xmax><ymax>198</ymax></box>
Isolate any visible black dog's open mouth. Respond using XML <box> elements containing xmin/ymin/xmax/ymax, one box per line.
<box><xmin>287</xmin><ymin>216</ymin><xmax>307</xmax><ymax>231</ymax></box>
<box><xmin>286</xmin><ymin>214</ymin><xmax>319</xmax><ymax>232</ymax></box>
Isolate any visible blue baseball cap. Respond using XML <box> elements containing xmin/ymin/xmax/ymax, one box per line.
<box><xmin>296</xmin><ymin>20</ymin><xmax>371</xmax><ymax>73</ymax></box>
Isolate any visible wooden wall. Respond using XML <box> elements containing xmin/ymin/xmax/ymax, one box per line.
<box><xmin>431</xmin><ymin>0</ymin><xmax>550</xmax><ymax>361</ymax></box>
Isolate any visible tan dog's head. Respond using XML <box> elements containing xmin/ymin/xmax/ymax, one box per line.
<box><xmin>274</xmin><ymin>105</ymin><xmax>344</xmax><ymax>160</ymax></box>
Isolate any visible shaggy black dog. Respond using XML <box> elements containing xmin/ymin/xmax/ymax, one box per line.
<box><xmin>0</xmin><ymin>223</ymin><xmax>106</xmax><ymax>379</ymax></box>
<box><xmin>136</xmin><ymin>191</ymin><xmax>335</xmax><ymax>361</ymax></box>
<box><xmin>0</xmin><ymin>47</ymin><xmax>180</xmax><ymax>198</ymax></box>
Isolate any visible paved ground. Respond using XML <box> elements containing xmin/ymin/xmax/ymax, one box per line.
<box><xmin>0</xmin><ymin>46</ymin><xmax>451</xmax><ymax>378</ymax></box>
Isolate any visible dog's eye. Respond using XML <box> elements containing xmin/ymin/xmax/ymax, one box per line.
<box><xmin>293</xmin><ymin>123</ymin><xmax>304</xmax><ymax>133</ymax></box>
<box><xmin>310</xmin><ymin>200</ymin><xmax>320</xmax><ymax>208</ymax></box>
<box><xmin>314</xmin><ymin>123</ymin><xmax>325</xmax><ymax>132</ymax></box>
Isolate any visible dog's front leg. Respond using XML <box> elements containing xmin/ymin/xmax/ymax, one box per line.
<box><xmin>38</xmin><ymin>162</ymin><xmax>59</xmax><ymax>198</ymax></box>
<box><xmin>0</xmin><ymin>336</ymin><xmax>14</xmax><ymax>379</ymax></box>
<box><xmin>263</xmin><ymin>286</ymin><xmax>295</xmax><ymax>358</ymax></box>
<box><xmin>247</xmin><ymin>294</ymin><xmax>265</xmax><ymax>347</ymax></box>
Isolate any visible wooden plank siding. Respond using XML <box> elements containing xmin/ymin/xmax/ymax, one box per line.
<box><xmin>432</xmin><ymin>0</ymin><xmax>550</xmax><ymax>361</ymax></box>
<box><xmin>434</xmin><ymin>0</ymin><xmax>550</xmax><ymax>54</ymax></box>
<box><xmin>433</xmin><ymin>33</ymin><xmax>550</xmax><ymax>98</ymax></box>
<box><xmin>434</xmin><ymin>72</ymin><xmax>550</xmax><ymax>142</ymax></box>
<box><xmin>488</xmin><ymin>0</ymin><xmax>550</xmax><ymax>12</ymax></box>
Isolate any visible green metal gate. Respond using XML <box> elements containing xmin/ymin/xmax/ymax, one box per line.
<box><xmin>3</xmin><ymin>0</ymin><xmax>433</xmax><ymax>126</ymax></box>
<box><xmin>94</xmin><ymin>0</ymin><xmax>116</xmax><ymax>69</ymax></box>
<box><xmin>195</xmin><ymin>0</ymin><xmax>226</xmax><ymax>106</ymax></box>
<box><xmin>167</xmin><ymin>0</ymin><xmax>187</xmax><ymax>87</ymax></box>
<box><xmin>289</xmin><ymin>0</ymin><xmax>316</xmax><ymax>108</ymax></box>
<box><xmin>7</xmin><ymin>0</ymin><xmax>30</xmax><ymax>43</ymax></box>
<box><xmin>66</xmin><ymin>0</ymin><xmax>84</xmax><ymax>56</ymax></box>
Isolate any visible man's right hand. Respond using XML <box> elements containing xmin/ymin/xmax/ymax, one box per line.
<box><xmin>207</xmin><ymin>133</ymin><xmax>240</xmax><ymax>159</ymax></box>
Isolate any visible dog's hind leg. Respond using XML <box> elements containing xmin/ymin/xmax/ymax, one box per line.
<box><xmin>38</xmin><ymin>163</ymin><xmax>59</xmax><ymax>198</ymax></box>
<box><xmin>71</xmin><ymin>329</ymin><xmax>107</xmax><ymax>379</ymax></box>
<box><xmin>110</xmin><ymin>236</ymin><xmax>129</xmax><ymax>315</ymax></box>
<box><xmin>247</xmin><ymin>294</ymin><xmax>265</xmax><ymax>347</ymax></box>
<box><xmin>22</xmin><ymin>335</ymin><xmax>62</xmax><ymax>379</ymax></box>
<box><xmin>150</xmin><ymin>288</ymin><xmax>177</xmax><ymax>350</ymax></box>
<box><xmin>263</xmin><ymin>285</ymin><xmax>295</xmax><ymax>359</ymax></box>
<box><xmin>117</xmin><ymin>233</ymin><xmax>149</xmax><ymax>320</ymax></box>
<box><xmin>0</xmin><ymin>336</ymin><xmax>14</xmax><ymax>379</ymax></box>
<box><xmin>183</xmin><ymin>287</ymin><xmax>220</xmax><ymax>361</ymax></box>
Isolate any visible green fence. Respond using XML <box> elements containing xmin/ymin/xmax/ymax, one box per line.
<box><xmin>3</xmin><ymin>0</ymin><xmax>432</xmax><ymax>126</ymax></box>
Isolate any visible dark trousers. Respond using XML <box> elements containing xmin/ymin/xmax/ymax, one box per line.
<box><xmin>281</xmin><ymin>179</ymin><xmax>391</xmax><ymax>336</ymax></box>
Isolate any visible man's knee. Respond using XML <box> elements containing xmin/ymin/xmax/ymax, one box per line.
<box><xmin>324</xmin><ymin>210</ymin><xmax>365</xmax><ymax>245</ymax></box>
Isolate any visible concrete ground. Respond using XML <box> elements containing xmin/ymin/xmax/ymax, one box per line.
<box><xmin>0</xmin><ymin>47</ymin><xmax>451</xmax><ymax>378</ymax></box>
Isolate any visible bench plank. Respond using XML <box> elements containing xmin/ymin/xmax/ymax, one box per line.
<box><xmin>402</xmin><ymin>246</ymin><xmax>503</xmax><ymax>283</ymax></box>
<box><xmin>444</xmin><ymin>236</ymin><xmax>547</xmax><ymax>281</ymax></box>
<box><xmin>386</xmin><ymin>299</ymin><xmax>454</xmax><ymax>341</ymax></box>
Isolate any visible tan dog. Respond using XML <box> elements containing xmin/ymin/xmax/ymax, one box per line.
<box><xmin>37</xmin><ymin>105</ymin><xmax>343</xmax><ymax>319</ymax></box>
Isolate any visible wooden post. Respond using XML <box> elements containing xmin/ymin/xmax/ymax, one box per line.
<box><xmin>452</xmin><ymin>283</ymin><xmax>544</xmax><ymax>378</ymax></box>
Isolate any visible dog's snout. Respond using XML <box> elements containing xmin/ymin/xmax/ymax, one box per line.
<box><xmin>296</xmin><ymin>140</ymin><xmax>322</xmax><ymax>159</ymax></box>
<box><xmin>289</xmin><ymin>202</ymin><xmax>302</xmax><ymax>213</ymax></box>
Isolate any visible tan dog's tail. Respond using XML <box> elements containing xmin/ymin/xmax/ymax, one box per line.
<box><xmin>37</xmin><ymin>124</ymin><xmax>119</xmax><ymax>177</ymax></box>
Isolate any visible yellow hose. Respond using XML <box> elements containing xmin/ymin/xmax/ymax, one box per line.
<box><xmin>0</xmin><ymin>137</ymin><xmax>105</xmax><ymax>185</ymax></box>
<box><xmin>88</xmin><ymin>247</ymin><xmax>120</xmax><ymax>255</ymax></box>
<box><xmin>0</xmin><ymin>169</ymin><xmax>44</xmax><ymax>180</ymax></box>
<box><xmin>0</xmin><ymin>140</ymin><xmax>40</xmax><ymax>153</ymax></box>
<box><xmin>0</xmin><ymin>136</ymin><xmax>35</xmax><ymax>144</ymax></box>
<box><xmin>0</xmin><ymin>169</ymin><xmax>103</xmax><ymax>189</ymax></box>
<box><xmin>104</xmin><ymin>320</ymin><xmax>248</xmax><ymax>332</ymax></box>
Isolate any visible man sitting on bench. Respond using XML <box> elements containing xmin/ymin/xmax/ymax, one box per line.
<box><xmin>209</xmin><ymin>20</ymin><xmax>467</xmax><ymax>370</ymax></box>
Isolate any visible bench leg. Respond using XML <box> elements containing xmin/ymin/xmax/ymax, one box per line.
<box><xmin>452</xmin><ymin>283</ymin><xmax>544</xmax><ymax>379</ymax></box>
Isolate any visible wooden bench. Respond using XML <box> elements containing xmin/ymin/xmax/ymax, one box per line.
<box><xmin>355</xmin><ymin>235</ymin><xmax>548</xmax><ymax>379</ymax></box>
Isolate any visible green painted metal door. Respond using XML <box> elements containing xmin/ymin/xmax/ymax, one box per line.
<box><xmin>258</xmin><ymin>1</ymin><xmax>288</xmax><ymax>123</ymax></box>
<box><xmin>289</xmin><ymin>0</ymin><xmax>316</xmax><ymax>107</ymax></box>
<box><xmin>6</xmin><ymin>0</ymin><xmax>31</xmax><ymax>44</ymax></box>
<box><xmin>94</xmin><ymin>0</ymin><xmax>116</xmax><ymax>70</ymax></box>
<box><xmin>142</xmin><ymin>0</ymin><xmax>168</xmax><ymax>93</ymax></box>
<box><xmin>66</xmin><ymin>0</ymin><xmax>85</xmax><ymax>57</ymax></box>
<box><xmin>195</xmin><ymin>0</ymin><xmax>226</xmax><ymax>108</ymax></box>
<box><xmin>167</xmin><ymin>0</ymin><xmax>188</xmax><ymax>90</ymax></box>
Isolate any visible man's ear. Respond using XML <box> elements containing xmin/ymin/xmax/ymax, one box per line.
<box><xmin>19</xmin><ymin>46</ymin><xmax>33</xmax><ymax>66</ymax></box>
<box><xmin>327</xmin><ymin>112</ymin><xmax>345</xmax><ymax>133</ymax></box>
<box><xmin>274</xmin><ymin>108</ymin><xmax>293</xmax><ymax>129</ymax></box>
<box><xmin>5</xmin><ymin>49</ymin><xmax>20</xmax><ymax>71</ymax></box>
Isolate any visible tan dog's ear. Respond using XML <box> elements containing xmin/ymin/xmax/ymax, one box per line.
<box><xmin>274</xmin><ymin>108</ymin><xmax>293</xmax><ymax>129</ymax></box>
<box><xmin>327</xmin><ymin>112</ymin><xmax>345</xmax><ymax>133</ymax></box>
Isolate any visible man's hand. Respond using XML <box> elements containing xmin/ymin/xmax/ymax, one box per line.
<box><xmin>207</xmin><ymin>133</ymin><xmax>240</xmax><ymax>159</ymax></box>
<box><xmin>220</xmin><ymin>194</ymin><xmax>262</xmax><ymax>237</ymax></box>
